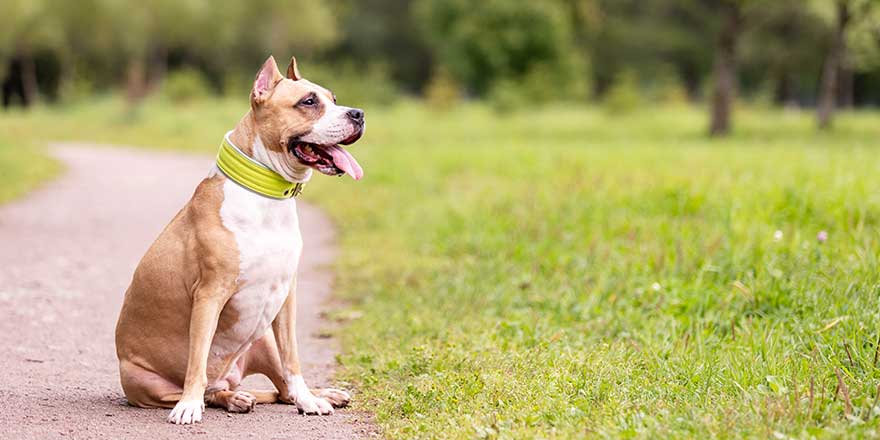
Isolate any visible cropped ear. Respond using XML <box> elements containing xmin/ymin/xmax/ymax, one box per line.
<box><xmin>252</xmin><ymin>56</ymin><xmax>285</xmax><ymax>104</ymax></box>
<box><xmin>286</xmin><ymin>56</ymin><xmax>301</xmax><ymax>81</ymax></box>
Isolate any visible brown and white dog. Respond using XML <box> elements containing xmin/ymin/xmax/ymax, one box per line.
<box><xmin>114</xmin><ymin>56</ymin><xmax>364</xmax><ymax>424</ymax></box>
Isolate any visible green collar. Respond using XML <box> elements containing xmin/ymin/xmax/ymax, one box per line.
<box><xmin>216</xmin><ymin>135</ymin><xmax>304</xmax><ymax>199</ymax></box>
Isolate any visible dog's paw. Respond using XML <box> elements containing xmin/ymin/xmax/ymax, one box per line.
<box><xmin>286</xmin><ymin>374</ymin><xmax>333</xmax><ymax>415</ymax></box>
<box><xmin>314</xmin><ymin>388</ymin><xmax>351</xmax><ymax>408</ymax></box>
<box><xmin>168</xmin><ymin>399</ymin><xmax>204</xmax><ymax>424</ymax></box>
<box><xmin>226</xmin><ymin>391</ymin><xmax>257</xmax><ymax>413</ymax></box>
<box><xmin>296</xmin><ymin>394</ymin><xmax>334</xmax><ymax>416</ymax></box>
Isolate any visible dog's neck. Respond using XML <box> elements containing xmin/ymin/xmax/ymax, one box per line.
<box><xmin>228</xmin><ymin>111</ymin><xmax>313</xmax><ymax>183</ymax></box>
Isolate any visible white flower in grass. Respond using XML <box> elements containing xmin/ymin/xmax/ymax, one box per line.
<box><xmin>773</xmin><ymin>230</ymin><xmax>783</xmax><ymax>242</ymax></box>
<box><xmin>651</xmin><ymin>282</ymin><xmax>662</xmax><ymax>292</ymax></box>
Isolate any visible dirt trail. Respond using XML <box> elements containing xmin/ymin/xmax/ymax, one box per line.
<box><xmin>0</xmin><ymin>144</ymin><xmax>376</xmax><ymax>439</ymax></box>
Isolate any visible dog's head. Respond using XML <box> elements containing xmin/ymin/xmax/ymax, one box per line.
<box><xmin>250</xmin><ymin>56</ymin><xmax>364</xmax><ymax>180</ymax></box>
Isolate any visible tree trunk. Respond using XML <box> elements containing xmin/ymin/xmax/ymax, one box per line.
<box><xmin>817</xmin><ymin>0</ymin><xmax>851</xmax><ymax>130</ymax></box>
<box><xmin>125</xmin><ymin>56</ymin><xmax>147</xmax><ymax>104</ymax></box>
<box><xmin>709</xmin><ymin>2</ymin><xmax>742</xmax><ymax>137</ymax></box>
<box><xmin>56</xmin><ymin>50</ymin><xmax>75</xmax><ymax>103</ymax></box>
<box><xmin>147</xmin><ymin>45</ymin><xmax>167</xmax><ymax>93</ymax></box>
<box><xmin>19</xmin><ymin>50</ymin><xmax>38</xmax><ymax>107</ymax></box>
<box><xmin>776</xmin><ymin>71</ymin><xmax>798</xmax><ymax>109</ymax></box>
<box><xmin>838</xmin><ymin>64</ymin><xmax>854</xmax><ymax>108</ymax></box>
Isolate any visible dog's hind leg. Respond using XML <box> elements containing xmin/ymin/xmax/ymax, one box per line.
<box><xmin>118</xmin><ymin>360</ymin><xmax>183</xmax><ymax>409</ymax></box>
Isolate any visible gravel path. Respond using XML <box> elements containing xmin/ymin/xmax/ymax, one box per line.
<box><xmin>0</xmin><ymin>144</ymin><xmax>376</xmax><ymax>439</ymax></box>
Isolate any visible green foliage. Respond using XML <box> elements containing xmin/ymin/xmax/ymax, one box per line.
<box><xmin>162</xmin><ymin>68</ymin><xmax>213</xmax><ymax>104</ymax></box>
<box><xmin>602</xmin><ymin>69</ymin><xmax>641</xmax><ymax>114</ymax></box>
<box><xmin>649</xmin><ymin>64</ymin><xmax>690</xmax><ymax>105</ymax></box>
<box><xmin>414</xmin><ymin>0</ymin><xmax>585</xmax><ymax>96</ymax></box>
<box><xmin>424</xmin><ymin>68</ymin><xmax>462</xmax><ymax>111</ymax></box>
<box><xmin>487</xmin><ymin>78</ymin><xmax>526</xmax><ymax>114</ymax></box>
<box><xmin>330</xmin><ymin>0</ymin><xmax>433</xmax><ymax>92</ymax></box>
<box><xmin>5</xmin><ymin>0</ymin><xmax>880</xmax><ymax>108</ymax></box>
<box><xmin>58</xmin><ymin>75</ymin><xmax>97</xmax><ymax>105</ymax></box>
<box><xmin>847</xmin><ymin>1</ymin><xmax>880</xmax><ymax>71</ymax></box>
<box><xmin>741</xmin><ymin>0</ymin><xmax>829</xmax><ymax>102</ymax></box>
<box><xmin>489</xmin><ymin>61</ymin><xmax>590</xmax><ymax>113</ymax></box>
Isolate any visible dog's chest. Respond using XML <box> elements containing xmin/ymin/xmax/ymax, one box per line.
<box><xmin>217</xmin><ymin>179</ymin><xmax>302</xmax><ymax>350</ymax></box>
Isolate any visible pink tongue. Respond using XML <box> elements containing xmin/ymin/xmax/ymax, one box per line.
<box><xmin>324</xmin><ymin>145</ymin><xmax>364</xmax><ymax>180</ymax></box>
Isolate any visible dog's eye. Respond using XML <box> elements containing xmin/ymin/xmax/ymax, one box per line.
<box><xmin>299</xmin><ymin>97</ymin><xmax>316</xmax><ymax>106</ymax></box>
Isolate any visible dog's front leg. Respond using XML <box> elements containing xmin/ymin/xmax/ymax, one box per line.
<box><xmin>167</xmin><ymin>282</ymin><xmax>229</xmax><ymax>424</ymax></box>
<box><xmin>272</xmin><ymin>278</ymin><xmax>337</xmax><ymax>415</ymax></box>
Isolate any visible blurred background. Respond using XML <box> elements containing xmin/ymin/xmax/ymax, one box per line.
<box><xmin>1</xmin><ymin>0</ymin><xmax>879</xmax><ymax>132</ymax></box>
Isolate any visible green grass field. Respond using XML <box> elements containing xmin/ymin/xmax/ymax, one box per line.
<box><xmin>3</xmin><ymin>97</ymin><xmax>880</xmax><ymax>438</ymax></box>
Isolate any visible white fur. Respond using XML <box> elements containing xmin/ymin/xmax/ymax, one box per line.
<box><xmin>296</xmin><ymin>95</ymin><xmax>361</xmax><ymax>146</ymax></box>
<box><xmin>210</xmin><ymin>178</ymin><xmax>302</xmax><ymax>363</ymax></box>
<box><xmin>168</xmin><ymin>399</ymin><xmax>204</xmax><ymax>424</ymax></box>
<box><xmin>250</xmin><ymin>135</ymin><xmax>313</xmax><ymax>183</ymax></box>
<box><xmin>287</xmin><ymin>374</ymin><xmax>334</xmax><ymax>415</ymax></box>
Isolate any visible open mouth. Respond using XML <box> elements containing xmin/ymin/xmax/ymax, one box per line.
<box><xmin>289</xmin><ymin>142</ymin><xmax>363</xmax><ymax>180</ymax></box>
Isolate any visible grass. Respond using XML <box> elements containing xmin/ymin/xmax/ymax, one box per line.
<box><xmin>0</xmin><ymin>140</ymin><xmax>61</xmax><ymax>204</ymax></box>
<box><xmin>3</xmin><ymin>96</ymin><xmax>880</xmax><ymax>438</ymax></box>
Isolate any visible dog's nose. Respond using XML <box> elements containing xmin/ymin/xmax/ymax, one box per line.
<box><xmin>346</xmin><ymin>108</ymin><xmax>364</xmax><ymax>123</ymax></box>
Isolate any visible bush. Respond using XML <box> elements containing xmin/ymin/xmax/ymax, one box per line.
<box><xmin>649</xmin><ymin>64</ymin><xmax>689</xmax><ymax>106</ymax></box>
<box><xmin>489</xmin><ymin>60</ymin><xmax>590</xmax><ymax>113</ymax></box>
<box><xmin>58</xmin><ymin>75</ymin><xmax>96</xmax><ymax>105</ymax></box>
<box><xmin>424</xmin><ymin>68</ymin><xmax>462</xmax><ymax>111</ymax></box>
<box><xmin>415</xmin><ymin>0</ymin><xmax>582</xmax><ymax>97</ymax></box>
<box><xmin>603</xmin><ymin>69</ymin><xmax>641</xmax><ymax>114</ymax></box>
<box><xmin>163</xmin><ymin>68</ymin><xmax>213</xmax><ymax>104</ymax></box>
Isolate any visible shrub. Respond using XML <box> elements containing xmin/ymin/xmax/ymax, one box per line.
<box><xmin>424</xmin><ymin>68</ymin><xmax>462</xmax><ymax>111</ymax></box>
<box><xmin>163</xmin><ymin>68</ymin><xmax>212</xmax><ymax>104</ymax></box>
<box><xmin>603</xmin><ymin>69</ymin><xmax>641</xmax><ymax>114</ymax></box>
<box><xmin>649</xmin><ymin>64</ymin><xmax>689</xmax><ymax>106</ymax></box>
<box><xmin>58</xmin><ymin>75</ymin><xmax>96</xmax><ymax>105</ymax></box>
<box><xmin>489</xmin><ymin>60</ymin><xmax>590</xmax><ymax>113</ymax></box>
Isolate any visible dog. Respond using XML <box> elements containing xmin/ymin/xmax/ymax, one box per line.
<box><xmin>114</xmin><ymin>55</ymin><xmax>364</xmax><ymax>425</ymax></box>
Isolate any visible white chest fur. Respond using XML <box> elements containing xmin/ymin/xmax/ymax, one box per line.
<box><xmin>214</xmin><ymin>178</ymin><xmax>302</xmax><ymax>356</ymax></box>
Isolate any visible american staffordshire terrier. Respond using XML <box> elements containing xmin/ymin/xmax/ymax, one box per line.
<box><xmin>115</xmin><ymin>55</ymin><xmax>364</xmax><ymax>425</ymax></box>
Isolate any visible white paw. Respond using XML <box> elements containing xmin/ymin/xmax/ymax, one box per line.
<box><xmin>167</xmin><ymin>399</ymin><xmax>204</xmax><ymax>424</ymax></box>
<box><xmin>227</xmin><ymin>391</ymin><xmax>256</xmax><ymax>413</ymax></box>
<box><xmin>296</xmin><ymin>394</ymin><xmax>334</xmax><ymax>416</ymax></box>
<box><xmin>288</xmin><ymin>374</ymin><xmax>334</xmax><ymax>416</ymax></box>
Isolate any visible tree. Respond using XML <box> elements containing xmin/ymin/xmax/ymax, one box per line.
<box><xmin>329</xmin><ymin>0</ymin><xmax>433</xmax><ymax>93</ymax></box>
<box><xmin>740</xmin><ymin>1</ymin><xmax>828</xmax><ymax>107</ymax></box>
<box><xmin>0</xmin><ymin>0</ymin><xmax>63</xmax><ymax>107</ymax></box>
<box><xmin>413</xmin><ymin>0</ymin><xmax>584</xmax><ymax>97</ymax></box>
<box><xmin>817</xmin><ymin>0</ymin><xmax>853</xmax><ymax>129</ymax></box>
<box><xmin>816</xmin><ymin>0</ymin><xmax>878</xmax><ymax>129</ymax></box>
<box><xmin>709</xmin><ymin>1</ymin><xmax>743</xmax><ymax>136</ymax></box>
